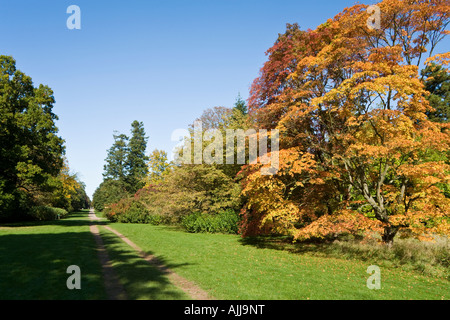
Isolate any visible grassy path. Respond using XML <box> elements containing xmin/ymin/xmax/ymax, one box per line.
<box><xmin>103</xmin><ymin>224</ymin><xmax>213</xmax><ymax>299</ymax></box>
<box><xmin>88</xmin><ymin>211</ymin><xmax>127</xmax><ymax>300</ymax></box>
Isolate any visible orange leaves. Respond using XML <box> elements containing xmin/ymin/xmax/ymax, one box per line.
<box><xmin>425</xmin><ymin>52</ymin><xmax>450</xmax><ymax>67</ymax></box>
<box><xmin>241</xmin><ymin>0</ymin><xmax>450</xmax><ymax>242</ymax></box>
<box><xmin>293</xmin><ymin>210</ymin><xmax>383</xmax><ymax>241</ymax></box>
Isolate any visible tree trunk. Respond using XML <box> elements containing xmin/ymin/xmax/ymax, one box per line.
<box><xmin>382</xmin><ymin>226</ymin><xmax>398</xmax><ymax>246</ymax></box>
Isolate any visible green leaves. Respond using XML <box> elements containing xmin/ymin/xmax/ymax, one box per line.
<box><xmin>0</xmin><ymin>55</ymin><xmax>65</xmax><ymax>221</ymax></box>
<box><xmin>102</xmin><ymin>121</ymin><xmax>149</xmax><ymax>193</ymax></box>
<box><xmin>421</xmin><ymin>62</ymin><xmax>450</xmax><ymax>123</ymax></box>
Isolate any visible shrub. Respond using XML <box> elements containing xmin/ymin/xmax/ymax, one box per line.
<box><xmin>311</xmin><ymin>235</ymin><xmax>450</xmax><ymax>279</ymax></box>
<box><xmin>105</xmin><ymin>198</ymin><xmax>164</xmax><ymax>225</ymax></box>
<box><xmin>181</xmin><ymin>210</ymin><xmax>240</xmax><ymax>234</ymax></box>
<box><xmin>30</xmin><ymin>206</ymin><xmax>68</xmax><ymax>221</ymax></box>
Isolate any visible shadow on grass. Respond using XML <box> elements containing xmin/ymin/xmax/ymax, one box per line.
<box><xmin>238</xmin><ymin>235</ymin><xmax>346</xmax><ymax>257</ymax></box>
<box><xmin>99</xmin><ymin>230</ymin><xmax>191</xmax><ymax>300</ymax></box>
<box><xmin>0</xmin><ymin>211</ymin><xmax>109</xmax><ymax>229</ymax></box>
<box><xmin>0</xmin><ymin>213</ymin><xmax>191</xmax><ymax>300</ymax></box>
<box><xmin>0</xmin><ymin>231</ymin><xmax>106</xmax><ymax>300</ymax></box>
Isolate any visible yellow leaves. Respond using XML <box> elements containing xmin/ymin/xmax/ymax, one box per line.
<box><xmin>347</xmin><ymin>143</ymin><xmax>390</xmax><ymax>159</ymax></box>
<box><xmin>242</xmin><ymin>0</ymin><xmax>450</xmax><ymax>241</ymax></box>
<box><xmin>398</xmin><ymin>162</ymin><xmax>450</xmax><ymax>185</ymax></box>
<box><xmin>425</xmin><ymin>52</ymin><xmax>450</xmax><ymax>67</ymax></box>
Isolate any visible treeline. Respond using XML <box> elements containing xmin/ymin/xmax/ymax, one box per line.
<box><xmin>94</xmin><ymin>0</ymin><xmax>449</xmax><ymax>245</ymax></box>
<box><xmin>93</xmin><ymin>97</ymin><xmax>248</xmax><ymax>233</ymax></box>
<box><xmin>0</xmin><ymin>55</ymin><xmax>91</xmax><ymax>222</ymax></box>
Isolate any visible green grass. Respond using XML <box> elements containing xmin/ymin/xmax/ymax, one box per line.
<box><xmin>2</xmin><ymin>210</ymin><xmax>448</xmax><ymax>300</ymax></box>
<box><xmin>109</xmin><ymin>223</ymin><xmax>450</xmax><ymax>300</ymax></box>
<box><xmin>0</xmin><ymin>211</ymin><xmax>106</xmax><ymax>299</ymax></box>
<box><xmin>98</xmin><ymin>227</ymin><xmax>189</xmax><ymax>300</ymax></box>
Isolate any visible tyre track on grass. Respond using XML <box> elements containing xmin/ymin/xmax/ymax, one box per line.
<box><xmin>89</xmin><ymin>210</ymin><xmax>127</xmax><ymax>300</ymax></box>
<box><xmin>90</xmin><ymin>210</ymin><xmax>214</xmax><ymax>300</ymax></box>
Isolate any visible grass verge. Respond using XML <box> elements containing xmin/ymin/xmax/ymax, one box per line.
<box><xmin>109</xmin><ymin>223</ymin><xmax>450</xmax><ymax>300</ymax></box>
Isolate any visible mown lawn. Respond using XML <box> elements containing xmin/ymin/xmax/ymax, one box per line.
<box><xmin>98</xmin><ymin>227</ymin><xmax>189</xmax><ymax>300</ymax></box>
<box><xmin>1</xmin><ymin>210</ymin><xmax>448</xmax><ymax>300</ymax></box>
<box><xmin>108</xmin><ymin>223</ymin><xmax>450</xmax><ymax>300</ymax></box>
<box><xmin>0</xmin><ymin>211</ymin><xmax>189</xmax><ymax>300</ymax></box>
<box><xmin>0</xmin><ymin>211</ymin><xmax>106</xmax><ymax>299</ymax></box>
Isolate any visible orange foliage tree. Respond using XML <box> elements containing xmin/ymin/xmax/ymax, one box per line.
<box><xmin>241</xmin><ymin>0</ymin><xmax>450</xmax><ymax>244</ymax></box>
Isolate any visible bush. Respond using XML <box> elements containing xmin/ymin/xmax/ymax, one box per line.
<box><xmin>105</xmin><ymin>198</ymin><xmax>163</xmax><ymax>225</ymax></box>
<box><xmin>181</xmin><ymin>210</ymin><xmax>240</xmax><ymax>234</ymax></box>
<box><xmin>30</xmin><ymin>206</ymin><xmax>68</xmax><ymax>221</ymax></box>
<box><xmin>310</xmin><ymin>236</ymin><xmax>450</xmax><ymax>279</ymax></box>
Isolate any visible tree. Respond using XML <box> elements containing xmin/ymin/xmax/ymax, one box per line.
<box><xmin>233</xmin><ymin>93</ymin><xmax>248</xmax><ymax>116</ymax></box>
<box><xmin>92</xmin><ymin>179</ymin><xmax>129</xmax><ymax>212</ymax></box>
<box><xmin>102</xmin><ymin>121</ymin><xmax>148</xmax><ymax>193</ymax></box>
<box><xmin>0</xmin><ymin>55</ymin><xmax>65</xmax><ymax>221</ymax></box>
<box><xmin>125</xmin><ymin>120</ymin><xmax>149</xmax><ymax>192</ymax></box>
<box><xmin>103</xmin><ymin>132</ymin><xmax>129</xmax><ymax>182</ymax></box>
<box><xmin>421</xmin><ymin>62</ymin><xmax>450</xmax><ymax>123</ymax></box>
<box><xmin>242</xmin><ymin>0</ymin><xmax>450</xmax><ymax>244</ymax></box>
<box><xmin>70</xmin><ymin>181</ymin><xmax>91</xmax><ymax>211</ymax></box>
<box><xmin>153</xmin><ymin>164</ymin><xmax>241</xmax><ymax>221</ymax></box>
<box><xmin>145</xmin><ymin>149</ymin><xmax>172</xmax><ymax>185</ymax></box>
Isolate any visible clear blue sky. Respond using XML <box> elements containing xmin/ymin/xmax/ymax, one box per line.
<box><xmin>0</xmin><ymin>0</ymin><xmax>415</xmax><ymax>198</ymax></box>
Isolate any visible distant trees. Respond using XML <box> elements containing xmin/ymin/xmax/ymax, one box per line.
<box><xmin>101</xmin><ymin>97</ymin><xmax>247</xmax><ymax>232</ymax></box>
<box><xmin>94</xmin><ymin>120</ymin><xmax>149</xmax><ymax>210</ymax></box>
<box><xmin>103</xmin><ymin>121</ymin><xmax>149</xmax><ymax>191</ymax></box>
<box><xmin>92</xmin><ymin>179</ymin><xmax>129</xmax><ymax>212</ymax></box>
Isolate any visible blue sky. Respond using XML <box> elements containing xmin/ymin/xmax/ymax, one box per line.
<box><xmin>0</xmin><ymin>0</ymin><xmax>422</xmax><ymax>197</ymax></box>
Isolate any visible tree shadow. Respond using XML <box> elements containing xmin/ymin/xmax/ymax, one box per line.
<box><xmin>0</xmin><ymin>211</ymin><xmax>109</xmax><ymax>229</ymax></box>
<box><xmin>0</xmin><ymin>231</ymin><xmax>107</xmax><ymax>300</ymax></box>
<box><xmin>238</xmin><ymin>235</ymin><xmax>338</xmax><ymax>256</ymax></box>
<box><xmin>0</xmin><ymin>225</ymin><xmax>193</xmax><ymax>300</ymax></box>
<box><xmin>99</xmin><ymin>230</ymin><xmax>192</xmax><ymax>300</ymax></box>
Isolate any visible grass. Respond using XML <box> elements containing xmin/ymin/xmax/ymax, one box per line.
<box><xmin>0</xmin><ymin>211</ymin><xmax>106</xmax><ymax>299</ymax></box>
<box><xmin>296</xmin><ymin>236</ymin><xmax>450</xmax><ymax>279</ymax></box>
<box><xmin>1</xmin><ymin>210</ymin><xmax>448</xmax><ymax>300</ymax></box>
<box><xmin>109</xmin><ymin>223</ymin><xmax>450</xmax><ymax>300</ymax></box>
<box><xmin>98</xmin><ymin>227</ymin><xmax>190</xmax><ymax>300</ymax></box>
<box><xmin>0</xmin><ymin>210</ymin><xmax>189</xmax><ymax>300</ymax></box>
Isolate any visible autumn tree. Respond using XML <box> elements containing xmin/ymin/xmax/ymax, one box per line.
<box><xmin>242</xmin><ymin>0</ymin><xmax>450</xmax><ymax>244</ymax></box>
<box><xmin>154</xmin><ymin>164</ymin><xmax>241</xmax><ymax>221</ymax></box>
<box><xmin>145</xmin><ymin>149</ymin><xmax>172</xmax><ymax>185</ymax></box>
